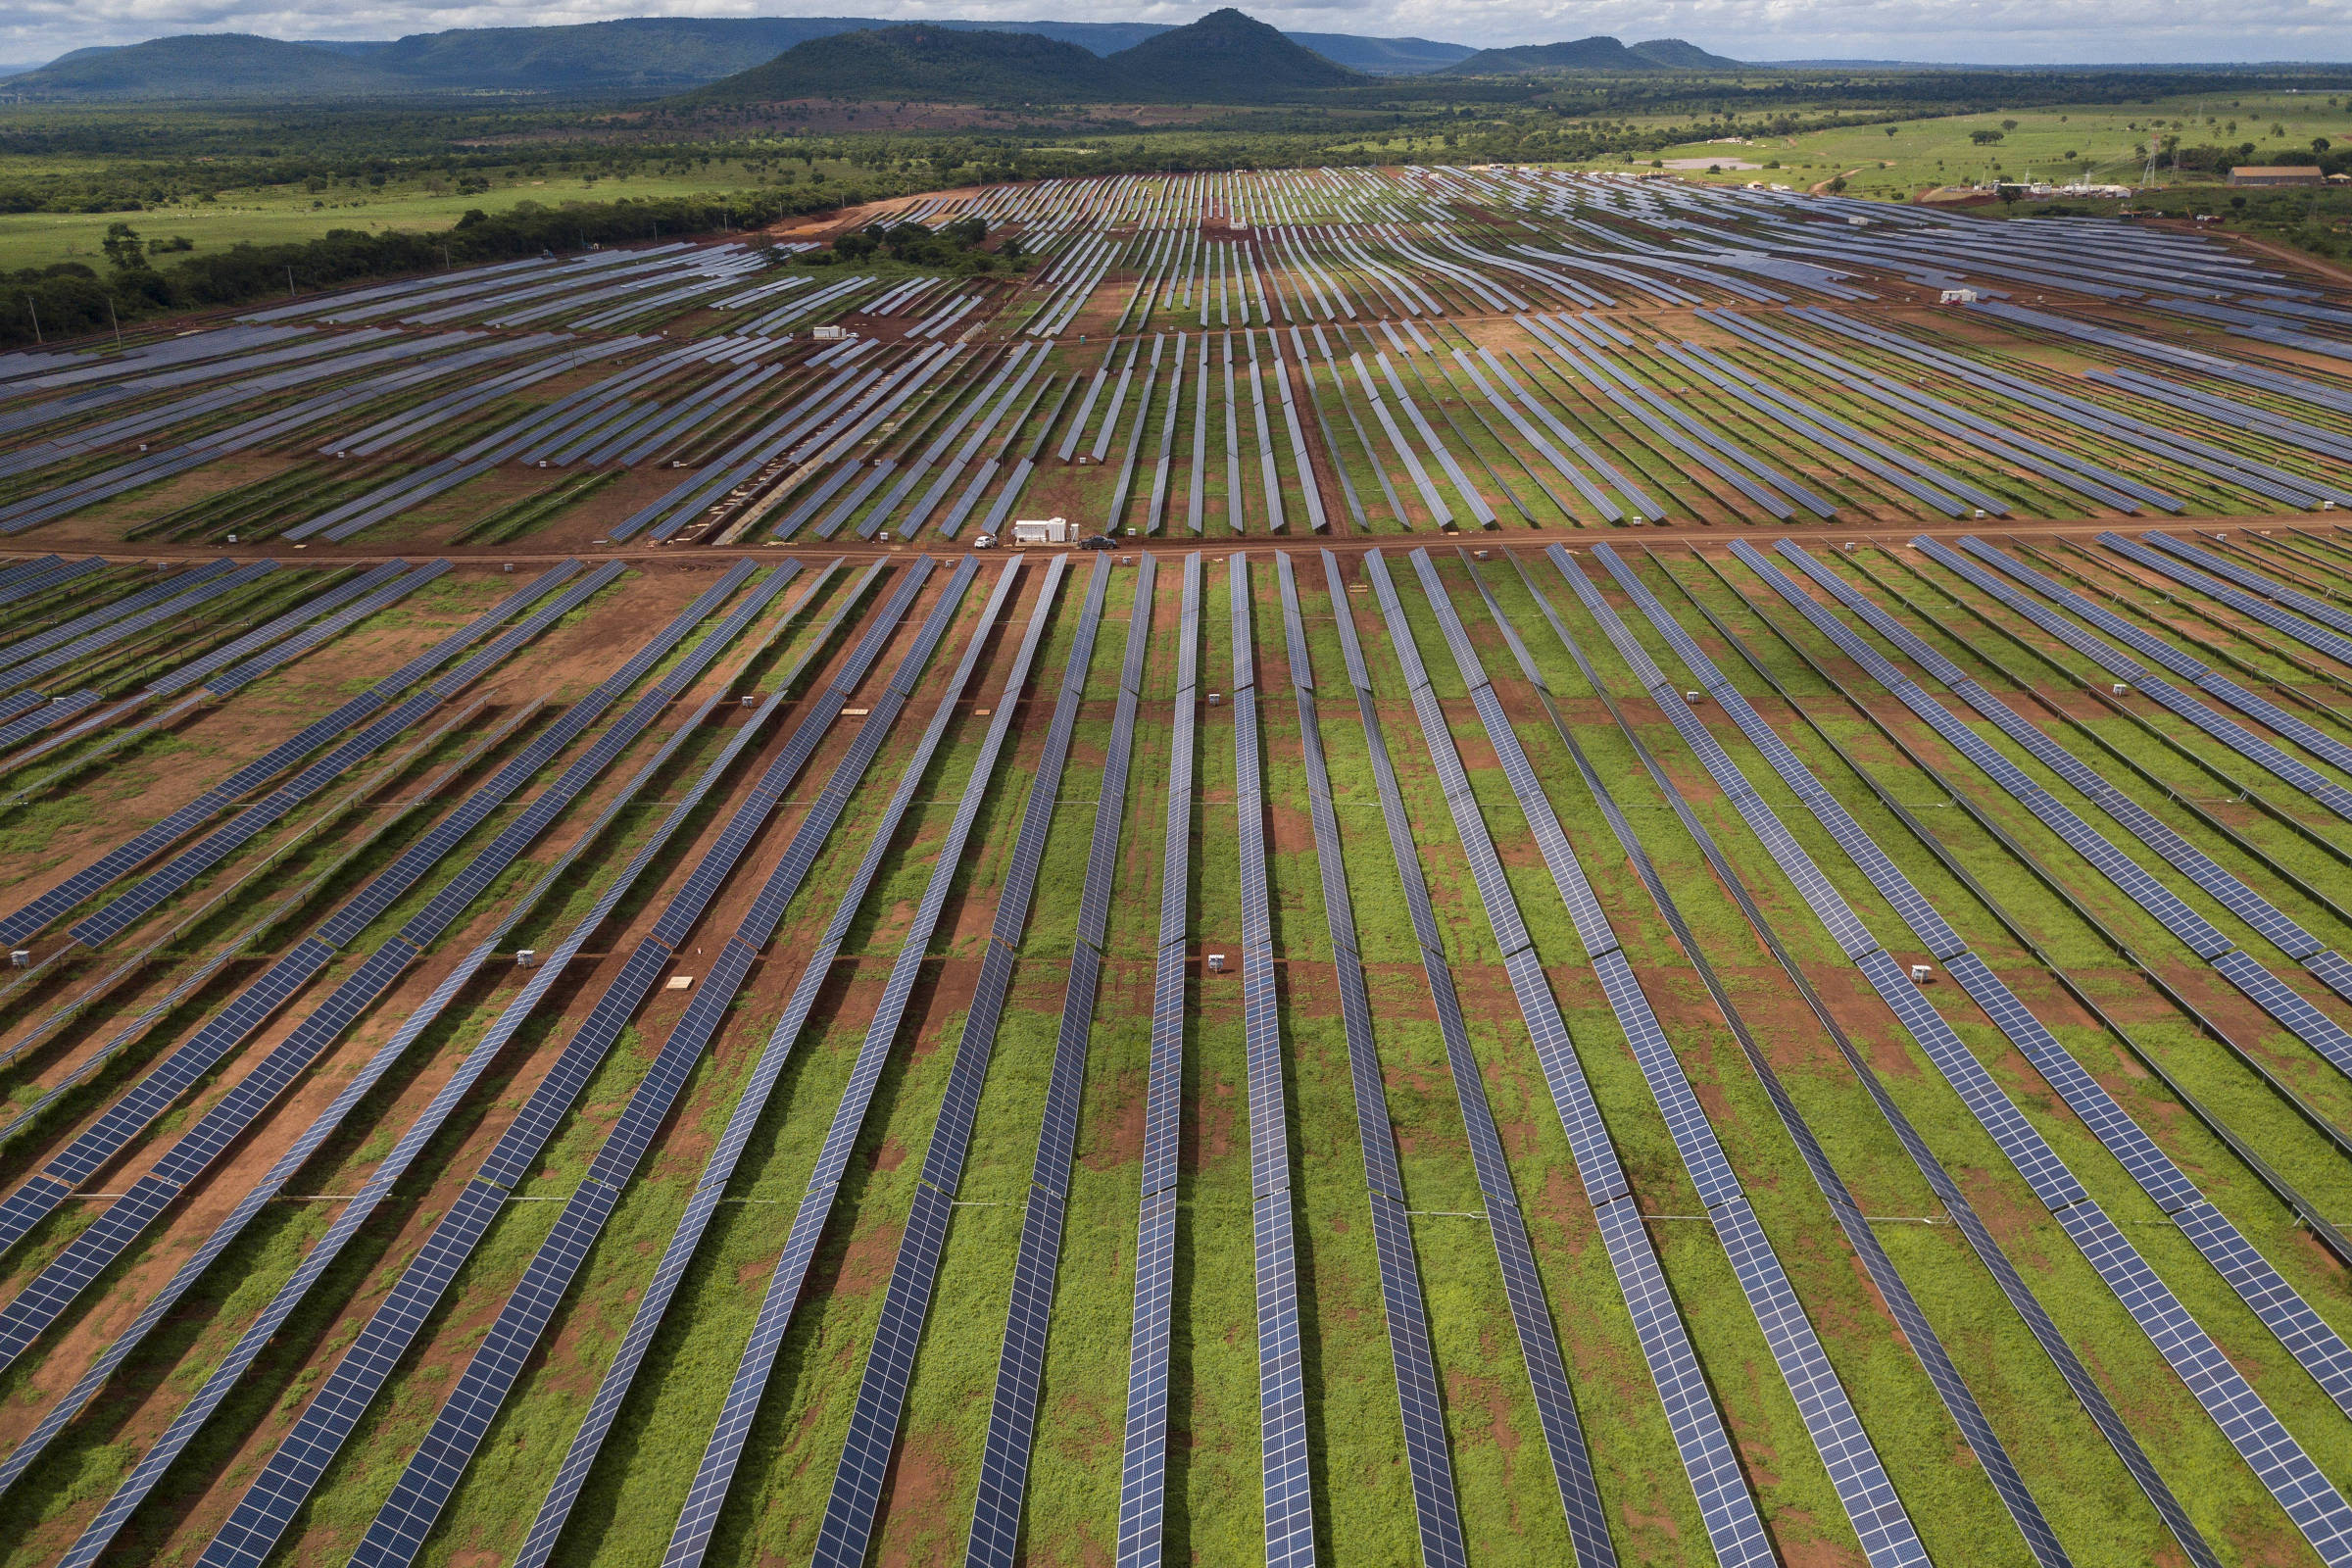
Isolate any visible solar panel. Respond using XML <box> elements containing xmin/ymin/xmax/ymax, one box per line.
<box><xmin>54</xmin><ymin>568</ymin><xmax>819</xmax><ymax>1568</ymax></box>
<box><xmin>1272</xmin><ymin>554</ymin><xmax>1467</xmax><ymax>1568</ymax></box>
<box><xmin>343</xmin><ymin>564</ymin><xmax>955</xmax><ymax>1568</ymax></box>
<box><xmin>1565</xmin><ymin>541</ymin><xmax>2221</xmax><ymax>1568</ymax></box>
<box><xmin>185</xmin><ymin>565</ymin><xmax>934</xmax><ymax>1568</ymax></box>
<box><xmin>2053</xmin><ymin>1200</ymin><xmax>2352</xmax><ymax>1565</ymax></box>
<box><xmin>800</xmin><ymin>561</ymin><xmax>1111</xmax><ymax>1568</ymax></box>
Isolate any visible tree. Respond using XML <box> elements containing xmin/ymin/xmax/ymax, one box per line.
<box><xmin>100</xmin><ymin>221</ymin><xmax>149</xmax><ymax>271</ymax></box>
<box><xmin>1971</xmin><ymin>128</ymin><xmax>2005</xmax><ymax>146</ymax></box>
<box><xmin>1997</xmin><ymin>183</ymin><xmax>2023</xmax><ymax>204</ymax></box>
<box><xmin>2317</xmin><ymin>136</ymin><xmax>2334</xmax><ymax>155</ymax></box>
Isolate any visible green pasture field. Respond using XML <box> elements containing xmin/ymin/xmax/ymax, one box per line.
<box><xmin>1617</xmin><ymin>92</ymin><xmax>2352</xmax><ymax>195</ymax></box>
<box><xmin>0</xmin><ymin>168</ymin><xmax>851</xmax><ymax>272</ymax></box>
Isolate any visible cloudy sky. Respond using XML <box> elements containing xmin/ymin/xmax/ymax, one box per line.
<box><xmin>4</xmin><ymin>0</ymin><xmax>2347</xmax><ymax>71</ymax></box>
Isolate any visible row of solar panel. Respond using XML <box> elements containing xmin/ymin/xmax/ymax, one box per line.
<box><xmin>1406</xmin><ymin>550</ymin><xmax>1930</xmax><ymax>1568</ymax></box>
<box><xmin>1218</xmin><ymin>555</ymin><xmax>1317</xmax><ymax>1568</ymax></box>
<box><xmin>1114</xmin><ymin>555</ymin><xmax>1201</xmax><ymax>1568</ymax></box>
<box><xmin>0</xmin><ymin>563</ymin><xmax>778</xmax><ymax>1382</ymax></box>
<box><xmin>0</xmin><ymin>560</ymin><xmax>588</xmax><ymax>948</ymax></box>
<box><xmin>1585</xmin><ymin>543</ymin><xmax>2352</xmax><ymax>1568</ymax></box>
<box><xmin>188</xmin><ymin>563</ymin><xmax>911</xmax><ymax>1568</ymax></box>
<box><xmin>38</xmin><ymin>561</ymin><xmax>825</xmax><ymax>1568</ymax></box>
<box><xmin>10</xmin><ymin>566</ymin><xmax>800</xmax><ymax>1537</ymax></box>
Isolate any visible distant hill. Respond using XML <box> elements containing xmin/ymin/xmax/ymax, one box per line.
<box><xmin>7</xmin><ymin>32</ymin><xmax>410</xmax><ymax>97</ymax></box>
<box><xmin>1105</xmin><ymin>9</ymin><xmax>1358</xmax><ymax>98</ymax></box>
<box><xmin>691</xmin><ymin>9</ymin><xmax>1361</xmax><ymax>107</ymax></box>
<box><xmin>683</xmin><ymin>24</ymin><xmax>1110</xmax><ymax>104</ymax></box>
<box><xmin>1287</xmin><ymin>32</ymin><xmax>1474</xmax><ymax>73</ymax></box>
<box><xmin>10</xmin><ymin>14</ymin><xmax>1470</xmax><ymax>100</ymax></box>
<box><xmin>358</xmin><ymin>18</ymin><xmax>893</xmax><ymax>90</ymax></box>
<box><xmin>1445</xmin><ymin>33</ymin><xmax>1742</xmax><ymax>73</ymax></box>
<box><xmin>1628</xmin><ymin>38</ymin><xmax>1742</xmax><ymax>69</ymax></box>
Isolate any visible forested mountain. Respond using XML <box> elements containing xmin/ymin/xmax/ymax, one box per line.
<box><xmin>1445</xmin><ymin>35</ymin><xmax>1744</xmax><ymax>73</ymax></box>
<box><xmin>6</xmin><ymin>12</ymin><xmax>1487</xmax><ymax>99</ymax></box>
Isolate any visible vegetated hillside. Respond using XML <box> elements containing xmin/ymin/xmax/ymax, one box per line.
<box><xmin>683</xmin><ymin>24</ymin><xmax>1114</xmax><ymax>104</ymax></box>
<box><xmin>1445</xmin><ymin>34</ymin><xmax>1742</xmax><ymax>73</ymax></box>
<box><xmin>7</xmin><ymin>33</ymin><xmax>412</xmax><ymax>97</ymax></box>
<box><xmin>939</xmin><ymin>21</ymin><xmax>1172</xmax><ymax>54</ymax></box>
<box><xmin>11</xmin><ymin>14</ymin><xmax>1462</xmax><ymax>99</ymax></box>
<box><xmin>692</xmin><ymin>8</ymin><xmax>1362</xmax><ymax>106</ymax></box>
<box><xmin>1107</xmin><ymin>9</ymin><xmax>1359</xmax><ymax>98</ymax></box>
<box><xmin>1627</xmin><ymin>37</ymin><xmax>1743</xmax><ymax>69</ymax></box>
<box><xmin>357</xmin><ymin>18</ymin><xmax>900</xmax><ymax>90</ymax></box>
<box><xmin>1287</xmin><ymin>31</ymin><xmax>1473</xmax><ymax>73</ymax></box>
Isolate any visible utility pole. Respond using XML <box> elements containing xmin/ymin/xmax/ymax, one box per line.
<box><xmin>286</xmin><ymin>264</ymin><xmax>297</xmax><ymax>299</ymax></box>
<box><xmin>26</xmin><ymin>297</ymin><xmax>40</xmax><ymax>344</ymax></box>
<box><xmin>107</xmin><ymin>296</ymin><xmax>122</xmax><ymax>346</ymax></box>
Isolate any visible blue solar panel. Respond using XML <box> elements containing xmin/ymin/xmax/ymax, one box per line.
<box><xmin>804</xmin><ymin>567</ymin><xmax>1111</xmax><ymax>1568</ymax></box>
<box><xmin>662</xmin><ymin>559</ymin><xmax>1078</xmax><ymax>1568</ymax></box>
<box><xmin>1273</xmin><ymin>552</ymin><xmax>1468</xmax><ymax>1568</ymax></box>
<box><xmin>55</xmin><ymin>564</ymin><xmax>815</xmax><ymax>1568</ymax></box>
<box><xmin>1560</xmin><ymin>541</ymin><xmax>2220</xmax><ymax>1568</ymax></box>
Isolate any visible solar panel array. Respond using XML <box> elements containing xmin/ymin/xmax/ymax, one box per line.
<box><xmin>1401</xmin><ymin>548</ymin><xmax>1928</xmax><ymax>1568</ymax></box>
<box><xmin>964</xmin><ymin>555</ymin><xmax>1154</xmax><ymax>1568</ymax></box>
<box><xmin>1221</xmin><ymin>553</ymin><xmax>1320</xmax><ymax>1568</ymax></box>
<box><xmin>515</xmin><ymin>556</ymin><xmax>1020</xmax><ymax>1568</ymax></box>
<box><xmin>1356</xmin><ymin>548</ymin><xmax>1778</xmax><ymax>1568</ymax></box>
<box><xmin>187</xmin><ymin>559</ymin><xmax>905</xmax><ymax>1568</ymax></box>
<box><xmin>661</xmin><ymin>555</ymin><xmax>1072</xmax><ymax>1568</ymax></box>
<box><xmin>0</xmin><ymin>558</ymin><xmax>585</xmax><ymax>949</ymax></box>
<box><xmin>2144</xmin><ymin>531</ymin><xmax>2352</xmax><ymax>641</ymax></box>
<box><xmin>0</xmin><ymin>560</ymin><xmax>803</xmax><ymax>1521</ymax></box>
<box><xmin>51</xmin><ymin>564</ymin><xmax>830</xmax><ymax>1568</ymax></box>
<box><xmin>1918</xmin><ymin>538</ymin><xmax>2352</xmax><ymax>823</ymax></box>
<box><xmin>1315</xmin><ymin>547</ymin><xmax>1620</xmax><ymax>1567</ymax></box>
<box><xmin>1749</xmin><ymin>542</ymin><xmax>2352</xmax><ymax>1100</ymax></box>
<box><xmin>1587</xmin><ymin>543</ymin><xmax>2352</xmax><ymax>1568</ymax></box>
<box><xmin>0</xmin><ymin>560</ymin><xmax>766</xmax><ymax>1370</ymax></box>
<box><xmin>343</xmin><ymin>558</ymin><xmax>966</xmax><ymax>1568</ymax></box>
<box><xmin>1273</xmin><ymin>553</ymin><xmax>1467</xmax><ymax>1568</ymax></box>
<box><xmin>1114</xmin><ymin>552</ymin><xmax>1200</xmax><ymax>1568</ymax></box>
<box><xmin>1549</xmin><ymin>542</ymin><xmax>2230</xmax><ymax>1566</ymax></box>
<box><xmin>1954</xmin><ymin>535</ymin><xmax>2352</xmax><ymax>786</ymax></box>
<box><xmin>0</xmin><ymin>559</ymin><xmax>240</xmax><ymax>679</ymax></box>
<box><xmin>0</xmin><ymin>554</ymin><xmax>102</xmax><ymax>610</ymax></box>
<box><xmin>71</xmin><ymin>558</ymin><xmax>629</xmax><ymax>950</ymax></box>
<box><xmin>1485</xmin><ymin>549</ymin><xmax>2070</xmax><ymax>1568</ymax></box>
<box><xmin>2107</xmin><ymin>531</ymin><xmax>2352</xmax><ymax>680</ymax></box>
<box><xmin>802</xmin><ymin>555</ymin><xmax>1108</xmax><ymax>1568</ymax></box>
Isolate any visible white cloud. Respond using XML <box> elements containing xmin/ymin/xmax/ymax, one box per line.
<box><xmin>4</xmin><ymin>0</ymin><xmax>2347</xmax><ymax>73</ymax></box>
